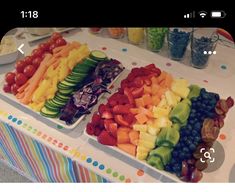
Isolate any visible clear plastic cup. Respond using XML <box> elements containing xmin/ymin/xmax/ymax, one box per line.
<box><xmin>127</xmin><ymin>28</ymin><xmax>144</xmax><ymax>45</ymax></box>
<box><xmin>107</xmin><ymin>28</ymin><xmax>125</xmax><ymax>39</ymax></box>
<box><xmin>191</xmin><ymin>29</ymin><xmax>218</xmax><ymax>69</ymax></box>
<box><xmin>146</xmin><ymin>28</ymin><xmax>168</xmax><ymax>52</ymax></box>
<box><xmin>89</xmin><ymin>28</ymin><xmax>102</xmax><ymax>34</ymax></box>
<box><xmin>168</xmin><ymin>28</ymin><xmax>192</xmax><ymax>61</ymax></box>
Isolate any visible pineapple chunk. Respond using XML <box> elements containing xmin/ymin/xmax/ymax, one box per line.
<box><xmin>165</xmin><ymin>90</ymin><xmax>178</xmax><ymax>107</ymax></box>
<box><xmin>138</xmin><ymin>139</ymin><xmax>155</xmax><ymax>149</ymax></box>
<box><xmin>148</xmin><ymin>126</ymin><xmax>160</xmax><ymax>136</ymax></box>
<box><xmin>133</xmin><ymin>124</ymin><xmax>148</xmax><ymax>132</ymax></box>
<box><xmin>137</xmin><ymin>145</ymin><xmax>151</xmax><ymax>153</ymax></box>
<box><xmin>156</xmin><ymin>117</ymin><xmax>172</xmax><ymax>128</ymax></box>
<box><xmin>157</xmin><ymin>97</ymin><xmax>167</xmax><ymax>107</ymax></box>
<box><xmin>136</xmin><ymin>151</ymin><xmax>149</xmax><ymax>160</ymax></box>
<box><xmin>153</xmin><ymin>106</ymin><xmax>171</xmax><ymax>118</ymax></box>
<box><xmin>139</xmin><ymin>132</ymin><xmax>157</xmax><ymax>144</ymax></box>
<box><xmin>171</xmin><ymin>84</ymin><xmax>190</xmax><ymax>99</ymax></box>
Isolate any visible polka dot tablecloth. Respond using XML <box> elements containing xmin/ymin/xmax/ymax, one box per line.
<box><xmin>0</xmin><ymin>29</ymin><xmax>235</xmax><ymax>183</ymax></box>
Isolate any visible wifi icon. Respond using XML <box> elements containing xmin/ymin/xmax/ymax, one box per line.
<box><xmin>199</xmin><ymin>11</ymin><xmax>207</xmax><ymax>18</ymax></box>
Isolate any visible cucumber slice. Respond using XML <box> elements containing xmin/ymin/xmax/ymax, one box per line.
<box><xmin>82</xmin><ymin>58</ymin><xmax>98</xmax><ymax>68</ymax></box>
<box><xmin>53</xmin><ymin>97</ymin><xmax>68</xmax><ymax>105</ymax></box>
<box><xmin>58</xmin><ymin>82</ymin><xmax>70</xmax><ymax>90</ymax></box>
<box><xmin>40</xmin><ymin>107</ymin><xmax>60</xmax><ymax>118</ymax></box>
<box><xmin>44</xmin><ymin>102</ymin><xmax>60</xmax><ymax>112</ymax></box>
<box><xmin>70</xmin><ymin>72</ymin><xmax>87</xmax><ymax>78</ymax></box>
<box><xmin>58</xmin><ymin>88</ymin><xmax>74</xmax><ymax>95</ymax></box>
<box><xmin>90</xmin><ymin>50</ymin><xmax>107</xmax><ymax>61</ymax></box>
<box><xmin>73</xmin><ymin>64</ymin><xmax>91</xmax><ymax>73</ymax></box>
<box><xmin>64</xmin><ymin>77</ymin><xmax>82</xmax><ymax>84</ymax></box>
<box><xmin>60</xmin><ymin>80</ymin><xmax>77</xmax><ymax>87</ymax></box>
<box><xmin>56</xmin><ymin>92</ymin><xmax>70</xmax><ymax>100</ymax></box>
<box><xmin>51</xmin><ymin>98</ymin><xmax>66</xmax><ymax>107</ymax></box>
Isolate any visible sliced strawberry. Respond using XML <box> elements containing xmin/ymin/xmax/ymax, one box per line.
<box><xmin>144</xmin><ymin>78</ymin><xmax>152</xmax><ymax>86</ymax></box>
<box><xmin>124</xmin><ymin>88</ymin><xmax>134</xmax><ymax>105</ymax></box>
<box><xmin>113</xmin><ymin>105</ymin><xmax>130</xmax><ymax>114</ymax></box>
<box><xmin>94</xmin><ymin>127</ymin><xmax>102</xmax><ymax>136</ymax></box>
<box><xmin>121</xmin><ymin>79</ymin><xmax>129</xmax><ymax>89</ymax></box>
<box><xmin>104</xmin><ymin>119</ymin><xmax>115</xmax><ymax>130</ymax></box>
<box><xmin>116</xmin><ymin>94</ymin><xmax>128</xmax><ymax>105</ymax></box>
<box><xmin>91</xmin><ymin>113</ymin><xmax>101</xmax><ymax>126</ymax></box>
<box><xmin>98</xmin><ymin>104</ymin><xmax>108</xmax><ymax>115</ymax></box>
<box><xmin>134</xmin><ymin>77</ymin><xmax>144</xmax><ymax>88</ymax></box>
<box><xmin>86</xmin><ymin>123</ymin><xmax>95</xmax><ymax>135</ymax></box>
<box><xmin>101</xmin><ymin>110</ymin><xmax>113</xmax><ymax>119</ymax></box>
<box><xmin>131</xmin><ymin>86</ymin><xmax>144</xmax><ymax>98</ymax></box>
<box><xmin>99</xmin><ymin>119</ymin><xmax>105</xmax><ymax>129</ymax></box>
<box><xmin>123</xmin><ymin>113</ymin><xmax>135</xmax><ymax>125</ymax></box>
<box><xmin>114</xmin><ymin>115</ymin><xmax>130</xmax><ymax>127</ymax></box>
<box><xmin>98</xmin><ymin>130</ymin><xmax>117</xmax><ymax>146</ymax></box>
<box><xmin>108</xmin><ymin>122</ymin><xmax>118</xmax><ymax>138</ymax></box>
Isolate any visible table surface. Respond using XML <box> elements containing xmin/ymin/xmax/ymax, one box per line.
<box><xmin>0</xmin><ymin>28</ymin><xmax>235</xmax><ymax>182</ymax></box>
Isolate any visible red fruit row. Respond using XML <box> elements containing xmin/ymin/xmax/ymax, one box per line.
<box><xmin>120</xmin><ymin>64</ymin><xmax>161</xmax><ymax>92</ymax></box>
<box><xmin>86</xmin><ymin>64</ymin><xmax>162</xmax><ymax>146</ymax></box>
<box><xmin>3</xmin><ymin>32</ymin><xmax>67</xmax><ymax>95</ymax></box>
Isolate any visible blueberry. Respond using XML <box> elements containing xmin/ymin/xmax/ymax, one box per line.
<box><xmin>189</xmin><ymin>144</ymin><xmax>196</xmax><ymax>151</ymax></box>
<box><xmin>195</xmin><ymin>136</ymin><xmax>201</xmax><ymax>143</ymax></box>
<box><xmin>172</xmin><ymin>151</ymin><xmax>178</xmax><ymax>158</ymax></box>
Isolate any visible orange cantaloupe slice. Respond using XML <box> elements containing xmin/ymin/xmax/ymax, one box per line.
<box><xmin>135</xmin><ymin>113</ymin><xmax>148</xmax><ymax>124</ymax></box>
<box><xmin>117</xmin><ymin>129</ymin><xmax>130</xmax><ymax>144</ymax></box>
<box><xmin>129</xmin><ymin>130</ymin><xmax>139</xmax><ymax>146</ymax></box>
<box><xmin>117</xmin><ymin>144</ymin><xmax>136</xmax><ymax>156</ymax></box>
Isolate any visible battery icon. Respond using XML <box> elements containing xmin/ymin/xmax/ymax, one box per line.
<box><xmin>211</xmin><ymin>11</ymin><xmax>226</xmax><ymax>18</ymax></box>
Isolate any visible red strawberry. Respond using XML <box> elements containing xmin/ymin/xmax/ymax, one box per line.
<box><xmin>99</xmin><ymin>119</ymin><xmax>105</xmax><ymax>129</ymax></box>
<box><xmin>134</xmin><ymin>77</ymin><xmax>144</xmax><ymax>88</ymax></box>
<box><xmin>131</xmin><ymin>86</ymin><xmax>144</xmax><ymax>98</ymax></box>
<box><xmin>113</xmin><ymin>105</ymin><xmax>130</xmax><ymax>114</ymax></box>
<box><xmin>91</xmin><ymin>113</ymin><xmax>101</xmax><ymax>126</ymax></box>
<box><xmin>86</xmin><ymin>123</ymin><xmax>95</xmax><ymax>135</ymax></box>
<box><xmin>118</xmin><ymin>95</ymin><xmax>129</xmax><ymax>105</ymax></box>
<box><xmin>124</xmin><ymin>113</ymin><xmax>135</xmax><ymax>125</ymax></box>
<box><xmin>98</xmin><ymin>104</ymin><xmax>107</xmax><ymax>115</ymax></box>
<box><xmin>108</xmin><ymin>122</ymin><xmax>118</xmax><ymax>138</ymax></box>
<box><xmin>124</xmin><ymin>88</ymin><xmax>134</xmax><ymax>105</ymax></box>
<box><xmin>97</xmin><ymin>130</ymin><xmax>117</xmax><ymax>146</ymax></box>
<box><xmin>114</xmin><ymin>115</ymin><xmax>130</xmax><ymax>127</ymax></box>
<box><xmin>94</xmin><ymin>127</ymin><xmax>102</xmax><ymax>136</ymax></box>
<box><xmin>104</xmin><ymin>119</ymin><xmax>115</xmax><ymax>130</ymax></box>
<box><xmin>101</xmin><ymin>111</ymin><xmax>113</xmax><ymax>119</ymax></box>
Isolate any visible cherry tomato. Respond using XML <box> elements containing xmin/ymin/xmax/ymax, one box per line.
<box><xmin>23</xmin><ymin>65</ymin><xmax>36</xmax><ymax>78</ymax></box>
<box><xmin>51</xmin><ymin>32</ymin><xmax>62</xmax><ymax>41</ymax></box>
<box><xmin>39</xmin><ymin>42</ymin><xmax>50</xmax><ymax>52</ymax></box>
<box><xmin>11</xmin><ymin>84</ymin><xmax>20</xmax><ymax>95</ymax></box>
<box><xmin>3</xmin><ymin>84</ymin><xmax>11</xmax><ymax>93</ymax></box>
<box><xmin>49</xmin><ymin>43</ymin><xmax>57</xmax><ymax>53</ymax></box>
<box><xmin>5</xmin><ymin>72</ymin><xmax>16</xmax><ymax>85</ymax></box>
<box><xmin>47</xmin><ymin>38</ymin><xmax>56</xmax><ymax>46</ymax></box>
<box><xmin>15</xmin><ymin>60</ymin><xmax>27</xmax><ymax>73</ymax></box>
<box><xmin>55</xmin><ymin>38</ymin><xmax>67</xmax><ymax>47</ymax></box>
<box><xmin>32</xmin><ymin>57</ymin><xmax>43</xmax><ymax>69</ymax></box>
<box><xmin>15</xmin><ymin>73</ymin><xmax>28</xmax><ymax>86</ymax></box>
<box><xmin>23</xmin><ymin>56</ymin><xmax>33</xmax><ymax>66</ymax></box>
<box><xmin>31</xmin><ymin>49</ymin><xmax>43</xmax><ymax>59</ymax></box>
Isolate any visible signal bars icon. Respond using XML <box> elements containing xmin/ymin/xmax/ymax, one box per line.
<box><xmin>184</xmin><ymin>11</ymin><xmax>195</xmax><ymax>18</ymax></box>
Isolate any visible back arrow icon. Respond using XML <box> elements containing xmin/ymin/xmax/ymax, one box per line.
<box><xmin>18</xmin><ymin>44</ymin><xmax>24</xmax><ymax>54</ymax></box>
